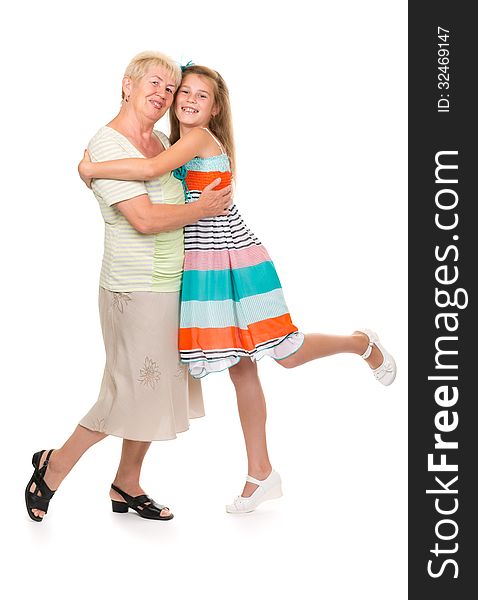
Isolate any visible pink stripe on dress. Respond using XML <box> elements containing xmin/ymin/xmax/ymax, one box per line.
<box><xmin>184</xmin><ymin>245</ymin><xmax>272</xmax><ymax>271</ymax></box>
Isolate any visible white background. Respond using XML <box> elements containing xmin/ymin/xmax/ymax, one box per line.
<box><xmin>2</xmin><ymin>1</ymin><xmax>407</xmax><ymax>598</ymax></box>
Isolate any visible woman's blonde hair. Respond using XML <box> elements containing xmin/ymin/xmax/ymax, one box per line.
<box><xmin>122</xmin><ymin>51</ymin><xmax>182</xmax><ymax>100</ymax></box>
<box><xmin>169</xmin><ymin>65</ymin><xmax>236</xmax><ymax>176</ymax></box>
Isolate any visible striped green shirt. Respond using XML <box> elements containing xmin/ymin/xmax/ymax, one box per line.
<box><xmin>88</xmin><ymin>126</ymin><xmax>185</xmax><ymax>292</ymax></box>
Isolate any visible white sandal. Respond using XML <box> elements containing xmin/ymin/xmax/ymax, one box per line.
<box><xmin>357</xmin><ymin>328</ymin><xmax>397</xmax><ymax>386</ymax></box>
<box><xmin>226</xmin><ymin>470</ymin><xmax>283</xmax><ymax>514</ymax></box>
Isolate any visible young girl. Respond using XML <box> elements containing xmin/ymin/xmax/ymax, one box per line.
<box><xmin>79</xmin><ymin>64</ymin><xmax>396</xmax><ymax>512</ymax></box>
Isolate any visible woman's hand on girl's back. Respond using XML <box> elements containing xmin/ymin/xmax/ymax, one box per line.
<box><xmin>197</xmin><ymin>178</ymin><xmax>232</xmax><ymax>217</ymax></box>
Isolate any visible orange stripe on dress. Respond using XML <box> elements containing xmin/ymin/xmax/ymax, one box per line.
<box><xmin>186</xmin><ymin>170</ymin><xmax>232</xmax><ymax>191</ymax></box>
<box><xmin>179</xmin><ymin>314</ymin><xmax>298</xmax><ymax>352</ymax></box>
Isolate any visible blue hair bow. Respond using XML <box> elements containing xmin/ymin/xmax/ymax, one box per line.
<box><xmin>180</xmin><ymin>60</ymin><xmax>194</xmax><ymax>72</ymax></box>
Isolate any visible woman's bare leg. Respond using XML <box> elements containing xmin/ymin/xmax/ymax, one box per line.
<box><xmin>110</xmin><ymin>439</ymin><xmax>171</xmax><ymax>518</ymax></box>
<box><xmin>30</xmin><ymin>424</ymin><xmax>107</xmax><ymax>518</ymax></box>
<box><xmin>276</xmin><ymin>331</ymin><xmax>384</xmax><ymax>369</ymax></box>
<box><xmin>229</xmin><ymin>358</ymin><xmax>272</xmax><ymax>498</ymax></box>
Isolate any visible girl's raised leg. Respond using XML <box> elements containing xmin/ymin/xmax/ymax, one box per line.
<box><xmin>276</xmin><ymin>331</ymin><xmax>384</xmax><ymax>370</ymax></box>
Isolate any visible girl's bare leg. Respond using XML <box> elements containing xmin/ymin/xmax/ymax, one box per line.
<box><xmin>276</xmin><ymin>331</ymin><xmax>383</xmax><ymax>369</ymax></box>
<box><xmin>110</xmin><ymin>439</ymin><xmax>171</xmax><ymax>518</ymax></box>
<box><xmin>229</xmin><ymin>358</ymin><xmax>272</xmax><ymax>498</ymax></box>
<box><xmin>30</xmin><ymin>425</ymin><xmax>107</xmax><ymax>518</ymax></box>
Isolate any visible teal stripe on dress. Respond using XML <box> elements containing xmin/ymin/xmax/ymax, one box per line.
<box><xmin>181</xmin><ymin>261</ymin><xmax>282</xmax><ymax>302</ymax></box>
<box><xmin>186</xmin><ymin>154</ymin><xmax>230</xmax><ymax>172</ymax></box>
<box><xmin>180</xmin><ymin>289</ymin><xmax>290</xmax><ymax>329</ymax></box>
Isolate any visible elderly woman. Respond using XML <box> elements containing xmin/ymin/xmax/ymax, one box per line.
<box><xmin>25</xmin><ymin>51</ymin><xmax>232</xmax><ymax>522</ymax></box>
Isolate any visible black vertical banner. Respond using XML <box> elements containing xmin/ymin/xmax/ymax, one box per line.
<box><xmin>409</xmin><ymin>2</ymin><xmax>476</xmax><ymax>598</ymax></box>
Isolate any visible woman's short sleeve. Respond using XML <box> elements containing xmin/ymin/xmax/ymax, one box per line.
<box><xmin>88</xmin><ymin>129</ymin><xmax>148</xmax><ymax>207</ymax></box>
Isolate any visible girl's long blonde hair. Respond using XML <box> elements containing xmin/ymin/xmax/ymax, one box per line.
<box><xmin>169</xmin><ymin>65</ymin><xmax>236</xmax><ymax>176</ymax></box>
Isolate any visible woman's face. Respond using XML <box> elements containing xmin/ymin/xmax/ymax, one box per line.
<box><xmin>175</xmin><ymin>74</ymin><xmax>217</xmax><ymax>128</ymax></box>
<box><xmin>126</xmin><ymin>65</ymin><xmax>177</xmax><ymax>123</ymax></box>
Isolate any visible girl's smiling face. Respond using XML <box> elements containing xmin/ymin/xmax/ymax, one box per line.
<box><xmin>175</xmin><ymin>74</ymin><xmax>217</xmax><ymax>128</ymax></box>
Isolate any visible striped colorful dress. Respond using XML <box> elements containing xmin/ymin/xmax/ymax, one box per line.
<box><xmin>173</xmin><ymin>129</ymin><xmax>304</xmax><ymax>379</ymax></box>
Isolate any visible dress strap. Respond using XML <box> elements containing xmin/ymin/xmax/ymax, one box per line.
<box><xmin>201</xmin><ymin>127</ymin><xmax>226</xmax><ymax>155</ymax></box>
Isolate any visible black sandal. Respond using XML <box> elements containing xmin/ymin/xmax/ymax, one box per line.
<box><xmin>110</xmin><ymin>483</ymin><xmax>174</xmax><ymax>520</ymax></box>
<box><xmin>25</xmin><ymin>450</ymin><xmax>56</xmax><ymax>522</ymax></box>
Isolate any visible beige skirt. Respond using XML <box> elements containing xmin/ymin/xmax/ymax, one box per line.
<box><xmin>79</xmin><ymin>287</ymin><xmax>204</xmax><ymax>441</ymax></box>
